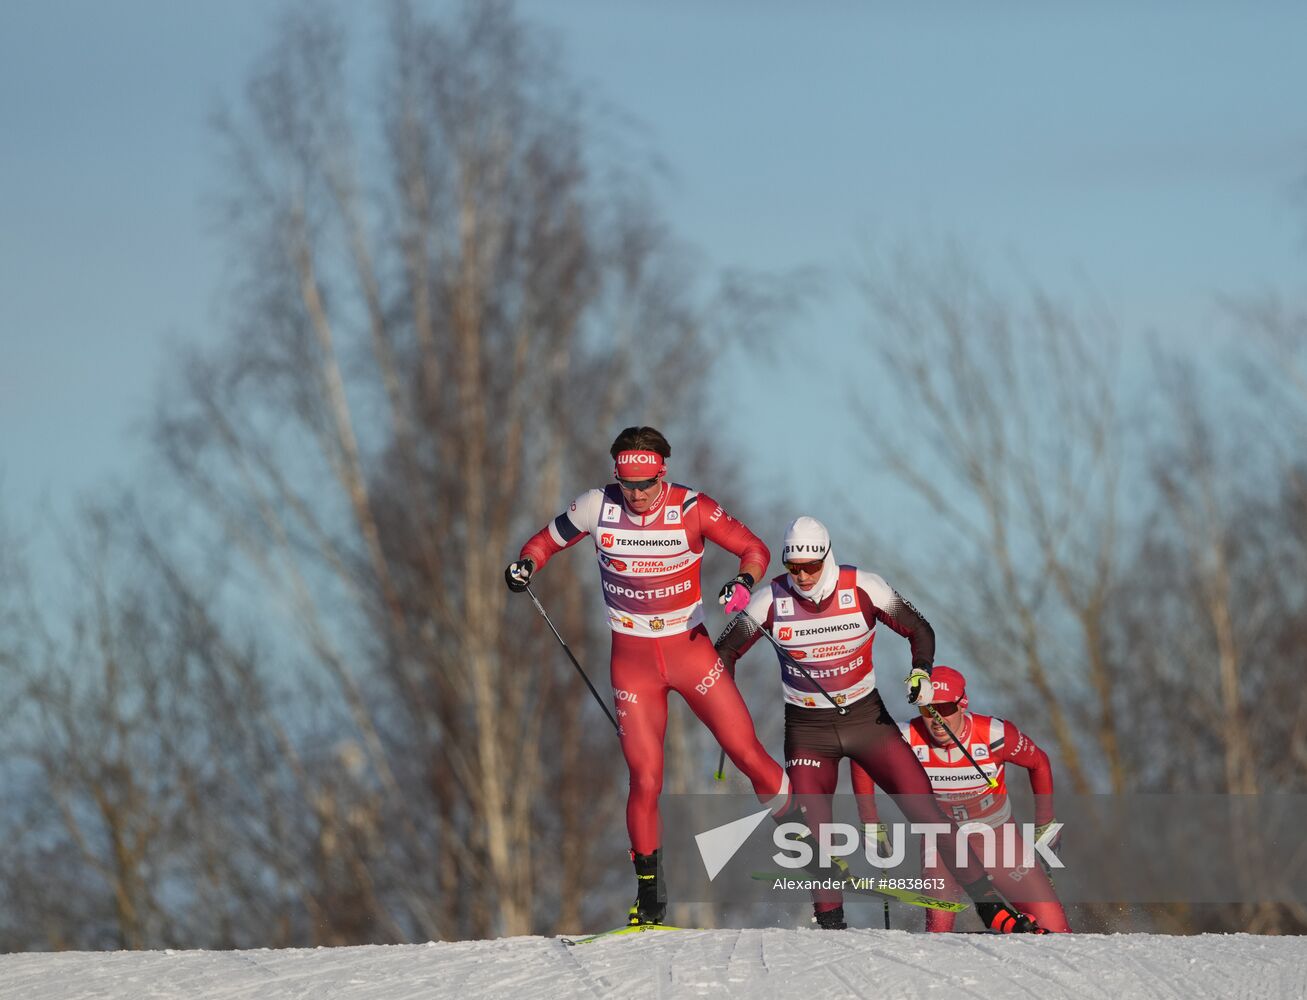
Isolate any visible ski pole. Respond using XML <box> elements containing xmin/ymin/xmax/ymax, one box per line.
<box><xmin>524</xmin><ymin>584</ymin><xmax>619</xmax><ymax>734</ymax></box>
<box><xmin>710</xmin><ymin>618</ymin><xmax>735</xmax><ymax>780</ymax></box>
<box><xmin>925</xmin><ymin>705</ymin><xmax>997</xmax><ymax>788</ymax></box>
<box><xmin>742</xmin><ymin>611</ymin><xmax>848</xmax><ymax>715</ymax></box>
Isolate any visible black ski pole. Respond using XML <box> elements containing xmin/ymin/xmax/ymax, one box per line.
<box><xmin>711</xmin><ymin>617</ymin><xmax>734</xmax><ymax>781</ymax></box>
<box><xmin>742</xmin><ymin>610</ymin><xmax>848</xmax><ymax>715</ymax></box>
<box><xmin>524</xmin><ymin>584</ymin><xmax>619</xmax><ymax>734</ymax></box>
<box><xmin>868</xmin><ymin>825</ymin><xmax>891</xmax><ymax>928</ymax></box>
<box><xmin>925</xmin><ymin>705</ymin><xmax>997</xmax><ymax>788</ymax></box>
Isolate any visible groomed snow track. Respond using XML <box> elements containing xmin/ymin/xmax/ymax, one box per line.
<box><xmin>2</xmin><ymin>928</ymin><xmax>1303</xmax><ymax>999</ymax></box>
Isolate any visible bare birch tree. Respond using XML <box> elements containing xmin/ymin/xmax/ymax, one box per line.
<box><xmin>141</xmin><ymin>0</ymin><xmax>769</xmax><ymax>940</ymax></box>
<box><xmin>1111</xmin><ymin>354</ymin><xmax>1307</xmax><ymax>934</ymax></box>
<box><xmin>851</xmin><ymin>243</ymin><xmax>1127</xmax><ymax>796</ymax></box>
<box><xmin>0</xmin><ymin>496</ymin><xmax>323</xmax><ymax>950</ymax></box>
<box><xmin>850</xmin><ymin>240</ymin><xmax>1307</xmax><ymax>932</ymax></box>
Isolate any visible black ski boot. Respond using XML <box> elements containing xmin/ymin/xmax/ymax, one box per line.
<box><xmin>628</xmin><ymin>849</ymin><xmax>667</xmax><ymax>926</ymax></box>
<box><xmin>797</xmin><ymin>825</ymin><xmax>850</xmax><ymax>930</ymax></box>
<box><xmin>813</xmin><ymin>905</ymin><xmax>848</xmax><ymax>930</ymax></box>
<box><xmin>965</xmin><ymin>877</ymin><xmax>1046</xmax><ymax>934</ymax></box>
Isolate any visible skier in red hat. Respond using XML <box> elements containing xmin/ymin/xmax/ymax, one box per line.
<box><xmin>854</xmin><ymin>665</ymin><xmax>1071</xmax><ymax>932</ymax></box>
<box><xmin>506</xmin><ymin>426</ymin><xmax>790</xmax><ymax>927</ymax></box>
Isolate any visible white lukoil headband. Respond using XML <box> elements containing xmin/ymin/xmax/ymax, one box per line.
<box><xmin>782</xmin><ymin>515</ymin><xmax>838</xmax><ymax>604</ymax></box>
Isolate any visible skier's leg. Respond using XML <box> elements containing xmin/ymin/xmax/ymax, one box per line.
<box><xmin>842</xmin><ymin>695</ymin><xmax>984</xmax><ymax>883</ymax></box>
<box><xmin>672</xmin><ymin>626</ymin><xmax>787</xmax><ymax>806</ymax></box>
<box><xmin>610</xmin><ymin>633</ymin><xmax>672</xmax><ymax>925</ymax></box>
<box><xmin>850</xmin><ymin>759</ymin><xmax>878</xmax><ymax>826</ymax></box>
<box><xmin>610</xmin><ymin>633</ymin><xmax>670</xmax><ymax>856</ymax></box>
<box><xmin>922</xmin><ymin>842</ymin><xmax>962</xmax><ymax>932</ymax></box>
<box><xmin>783</xmin><ymin>711</ymin><xmax>845</xmax><ymax>922</ymax></box>
<box><xmin>988</xmin><ymin>823</ymin><xmax>1071</xmax><ymax>932</ymax></box>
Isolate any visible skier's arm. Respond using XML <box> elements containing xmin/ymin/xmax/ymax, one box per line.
<box><xmin>713</xmin><ymin>588</ymin><xmax>773</xmax><ymax>676</ymax></box>
<box><xmin>518</xmin><ymin>490</ymin><xmax>603</xmax><ymax>571</ymax></box>
<box><xmin>1000</xmin><ymin>720</ymin><xmax>1056</xmax><ymax>826</ymax></box>
<box><xmin>694</xmin><ymin>493</ymin><xmax>770</xmax><ymax>583</ymax></box>
<box><xmin>856</xmin><ymin>570</ymin><xmax>935</xmax><ymax>672</ymax></box>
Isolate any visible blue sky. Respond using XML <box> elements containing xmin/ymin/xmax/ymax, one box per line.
<box><xmin>3</xmin><ymin>1</ymin><xmax>1306</xmax><ymax>541</ymax></box>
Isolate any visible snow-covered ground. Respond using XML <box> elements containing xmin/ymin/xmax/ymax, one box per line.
<box><xmin>2</xmin><ymin>929</ymin><xmax>1303</xmax><ymax>1000</ymax></box>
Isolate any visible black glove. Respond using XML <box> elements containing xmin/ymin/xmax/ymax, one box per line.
<box><xmin>504</xmin><ymin>558</ymin><xmax>534</xmax><ymax>593</ymax></box>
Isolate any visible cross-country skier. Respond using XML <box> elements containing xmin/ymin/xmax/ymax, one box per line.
<box><xmin>505</xmin><ymin>426</ymin><xmax>790</xmax><ymax>927</ymax></box>
<box><xmin>714</xmin><ymin>516</ymin><xmax>1045</xmax><ymax>933</ymax></box>
<box><xmin>853</xmin><ymin>665</ymin><xmax>1071</xmax><ymax>932</ymax></box>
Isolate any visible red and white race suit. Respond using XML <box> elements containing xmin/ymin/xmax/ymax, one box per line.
<box><xmin>854</xmin><ymin>713</ymin><xmax>1070</xmax><ymax>932</ymax></box>
<box><xmin>726</xmin><ymin>565</ymin><xmax>934</xmax><ymax>709</ymax></box>
<box><xmin>518</xmin><ymin>482</ymin><xmax>786</xmax><ymax>854</ymax></box>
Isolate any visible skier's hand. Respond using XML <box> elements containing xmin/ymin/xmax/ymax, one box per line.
<box><xmin>718</xmin><ymin>573</ymin><xmax>754</xmax><ymax>615</ymax></box>
<box><xmin>504</xmin><ymin>558</ymin><xmax>535</xmax><ymax>593</ymax></box>
<box><xmin>866</xmin><ymin>822</ymin><xmax>893</xmax><ymax>860</ymax></box>
<box><xmin>904</xmin><ymin>665</ymin><xmax>934</xmax><ymax>705</ymax></box>
<box><xmin>1034</xmin><ymin>819</ymin><xmax>1062</xmax><ymax>883</ymax></box>
<box><xmin>1034</xmin><ymin>819</ymin><xmax>1062</xmax><ymax>854</ymax></box>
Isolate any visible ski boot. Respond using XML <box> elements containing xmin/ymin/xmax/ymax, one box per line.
<box><xmin>813</xmin><ymin>905</ymin><xmax>848</xmax><ymax>930</ymax></box>
<box><xmin>965</xmin><ymin>877</ymin><xmax>1046</xmax><ymax>934</ymax></box>
<box><xmin>628</xmin><ymin>849</ymin><xmax>667</xmax><ymax>926</ymax></box>
<box><xmin>797</xmin><ymin>829</ymin><xmax>850</xmax><ymax>929</ymax></box>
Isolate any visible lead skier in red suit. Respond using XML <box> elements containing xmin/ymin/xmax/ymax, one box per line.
<box><xmin>505</xmin><ymin>426</ymin><xmax>790</xmax><ymax>926</ymax></box>
<box><xmin>715</xmin><ymin>516</ymin><xmax>1046</xmax><ymax>933</ymax></box>
<box><xmin>854</xmin><ymin>666</ymin><xmax>1071</xmax><ymax>932</ymax></box>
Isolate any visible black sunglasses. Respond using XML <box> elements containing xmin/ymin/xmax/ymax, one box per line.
<box><xmin>618</xmin><ymin>476</ymin><xmax>660</xmax><ymax>491</ymax></box>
